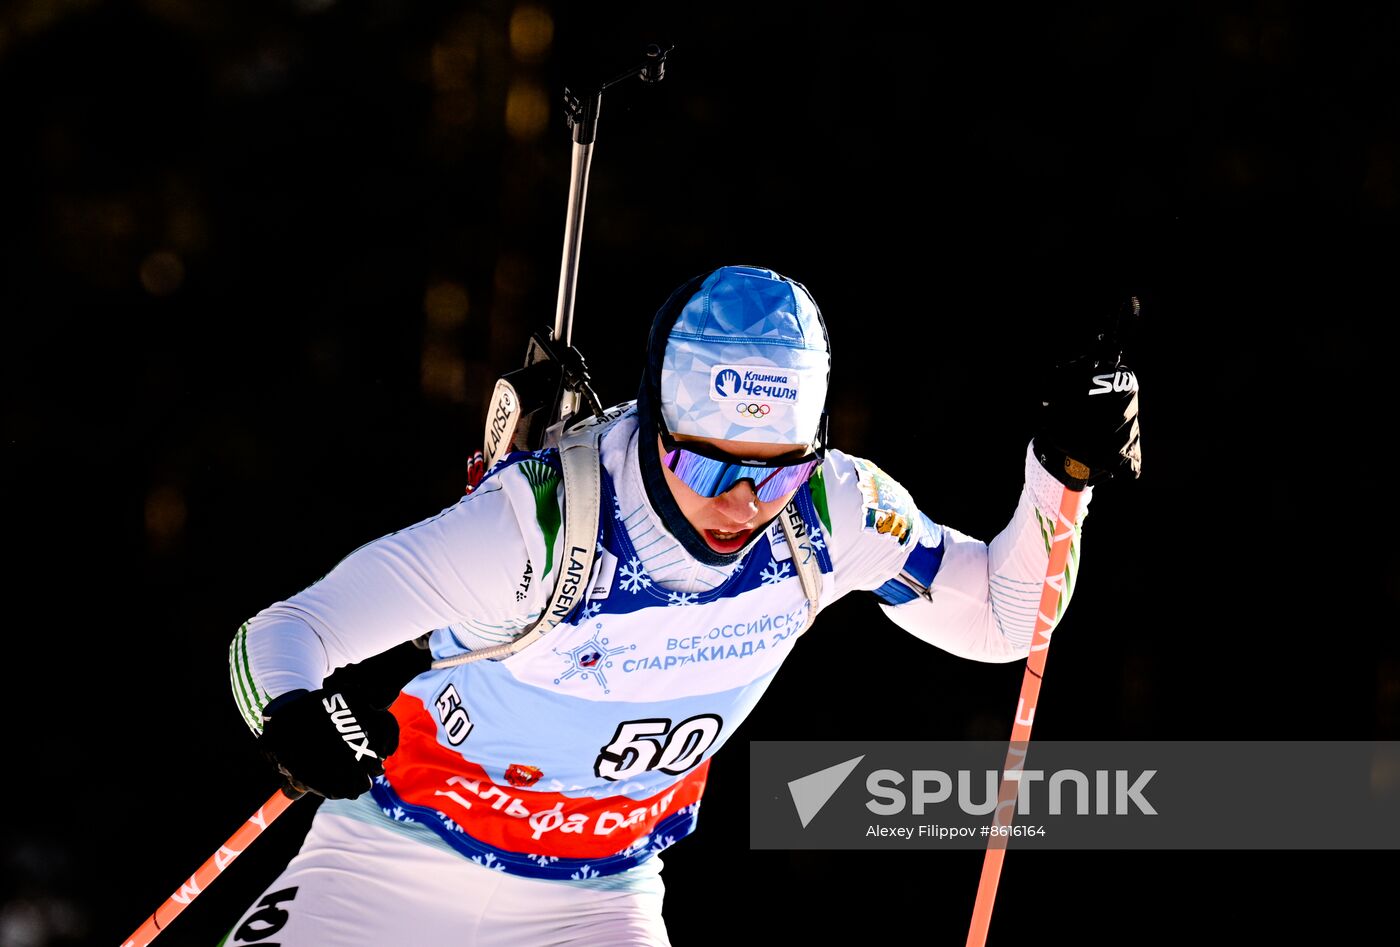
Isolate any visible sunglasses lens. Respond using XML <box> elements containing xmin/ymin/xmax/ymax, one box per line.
<box><xmin>752</xmin><ymin>459</ymin><xmax>820</xmax><ymax>501</ymax></box>
<box><xmin>663</xmin><ymin>449</ymin><xmax>731</xmax><ymax>497</ymax></box>
<box><xmin>663</xmin><ymin>448</ymin><xmax>819</xmax><ymax>502</ymax></box>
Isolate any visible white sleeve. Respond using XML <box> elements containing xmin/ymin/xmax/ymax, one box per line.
<box><xmin>228</xmin><ymin>459</ymin><xmax>562</xmax><ymax>733</ymax></box>
<box><xmin>877</xmin><ymin>442</ymin><xmax>1090</xmax><ymax>663</ymax></box>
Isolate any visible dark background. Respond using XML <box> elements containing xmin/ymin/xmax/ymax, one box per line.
<box><xmin>4</xmin><ymin>1</ymin><xmax>1397</xmax><ymax>944</ymax></box>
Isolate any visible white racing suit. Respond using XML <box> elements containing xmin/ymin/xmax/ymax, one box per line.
<box><xmin>225</xmin><ymin>405</ymin><xmax>1089</xmax><ymax>945</ymax></box>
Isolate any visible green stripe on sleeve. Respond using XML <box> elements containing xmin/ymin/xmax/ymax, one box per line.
<box><xmin>230</xmin><ymin>623</ymin><xmax>269</xmax><ymax>735</ymax></box>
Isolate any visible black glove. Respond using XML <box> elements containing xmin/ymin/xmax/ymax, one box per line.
<box><xmin>1034</xmin><ymin>296</ymin><xmax>1143</xmax><ymax>490</ymax></box>
<box><xmin>257</xmin><ymin>687</ymin><xmax>400</xmax><ymax>799</ymax></box>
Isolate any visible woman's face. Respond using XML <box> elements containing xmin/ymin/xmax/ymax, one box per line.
<box><xmin>656</xmin><ymin>434</ymin><xmax>807</xmax><ymax>553</ymax></box>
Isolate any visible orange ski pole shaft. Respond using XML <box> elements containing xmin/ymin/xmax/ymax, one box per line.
<box><xmin>966</xmin><ymin>485</ymin><xmax>1083</xmax><ymax>947</ymax></box>
<box><xmin>121</xmin><ymin>787</ymin><xmax>302</xmax><ymax>947</ymax></box>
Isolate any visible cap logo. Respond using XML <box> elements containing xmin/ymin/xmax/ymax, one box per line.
<box><xmin>709</xmin><ymin>365</ymin><xmax>800</xmax><ymax>404</ymax></box>
<box><xmin>714</xmin><ymin>368</ymin><xmax>743</xmax><ymax>397</ymax></box>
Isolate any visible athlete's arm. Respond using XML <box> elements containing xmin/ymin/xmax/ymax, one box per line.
<box><xmin>229</xmin><ymin>458</ymin><xmax>560</xmax><ymax>734</ymax></box>
<box><xmin>880</xmin><ymin>444</ymin><xmax>1089</xmax><ymax>662</ymax></box>
<box><xmin>821</xmin><ymin>445</ymin><xmax>1089</xmax><ymax>664</ymax></box>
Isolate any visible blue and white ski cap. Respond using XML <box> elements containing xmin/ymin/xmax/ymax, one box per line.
<box><xmin>660</xmin><ymin>265</ymin><xmax>830</xmax><ymax>447</ymax></box>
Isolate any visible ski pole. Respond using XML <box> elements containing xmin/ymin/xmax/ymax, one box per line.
<box><xmin>121</xmin><ymin>787</ymin><xmax>302</xmax><ymax>947</ymax></box>
<box><xmin>965</xmin><ymin>485</ymin><xmax>1083</xmax><ymax>947</ymax></box>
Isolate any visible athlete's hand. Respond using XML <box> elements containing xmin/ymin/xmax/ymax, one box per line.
<box><xmin>257</xmin><ymin>687</ymin><xmax>400</xmax><ymax>799</ymax></box>
<box><xmin>1034</xmin><ymin>296</ymin><xmax>1143</xmax><ymax>490</ymax></box>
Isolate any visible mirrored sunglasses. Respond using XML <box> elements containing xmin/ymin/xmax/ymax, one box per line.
<box><xmin>660</xmin><ymin>432</ymin><xmax>821</xmax><ymax>503</ymax></box>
